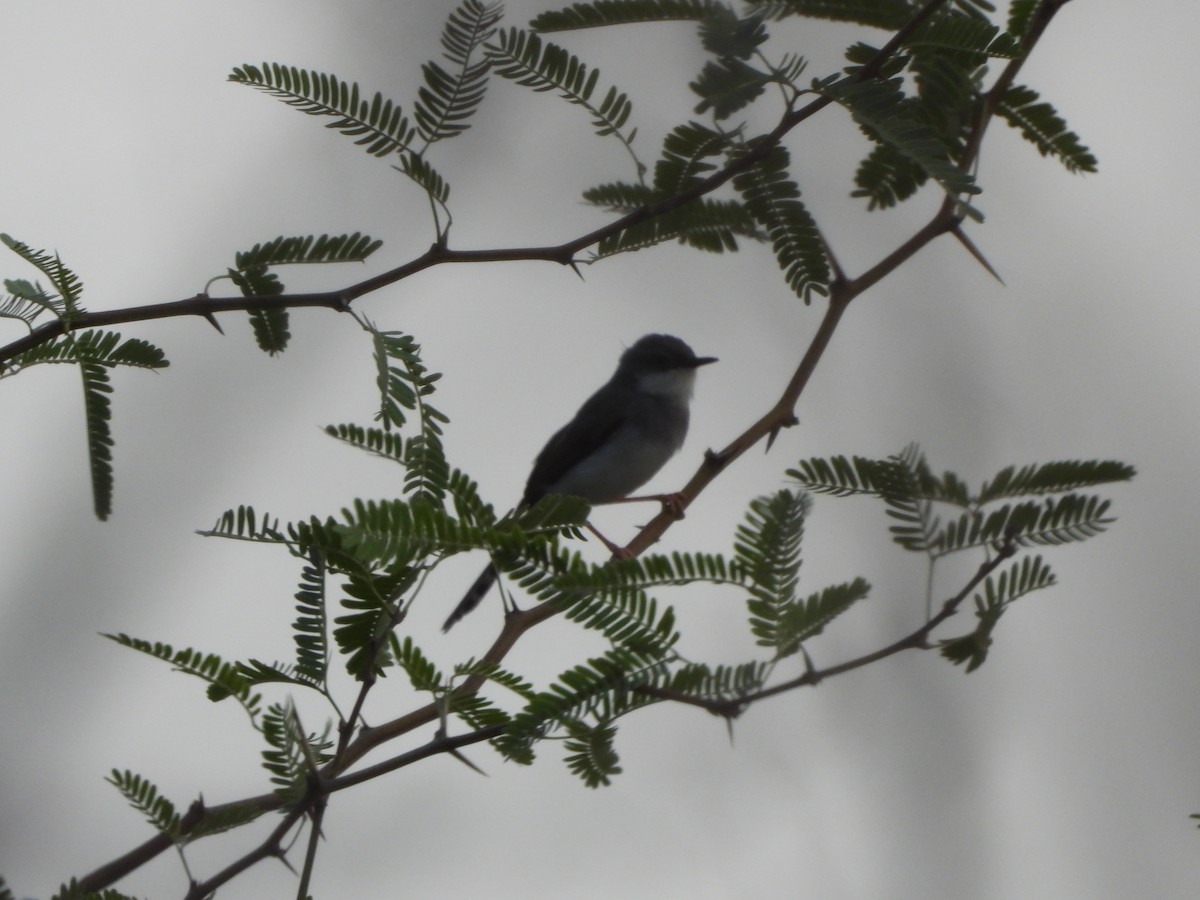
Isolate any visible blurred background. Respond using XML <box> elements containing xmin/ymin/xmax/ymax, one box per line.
<box><xmin>1</xmin><ymin>2</ymin><xmax>1197</xmax><ymax>897</ymax></box>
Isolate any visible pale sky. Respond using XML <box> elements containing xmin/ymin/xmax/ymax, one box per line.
<box><xmin>2</xmin><ymin>2</ymin><xmax>1198</xmax><ymax>898</ymax></box>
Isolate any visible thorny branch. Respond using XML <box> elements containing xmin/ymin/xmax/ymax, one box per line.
<box><xmin>61</xmin><ymin>1</ymin><xmax>1080</xmax><ymax>893</ymax></box>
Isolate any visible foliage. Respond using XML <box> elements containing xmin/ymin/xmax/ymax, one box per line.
<box><xmin>0</xmin><ymin>1</ymin><xmax>1130</xmax><ymax>897</ymax></box>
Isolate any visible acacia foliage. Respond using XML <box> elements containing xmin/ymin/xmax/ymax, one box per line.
<box><xmin>0</xmin><ymin>2</ymin><xmax>1125</xmax><ymax>898</ymax></box>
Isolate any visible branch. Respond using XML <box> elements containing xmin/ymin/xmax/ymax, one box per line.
<box><xmin>636</xmin><ymin>538</ymin><xmax>1018</xmax><ymax>717</ymax></box>
<box><xmin>0</xmin><ymin>2</ymin><xmax>954</xmax><ymax>370</ymax></box>
<box><xmin>65</xmin><ymin>0</ymin><xmax>1091</xmax><ymax>891</ymax></box>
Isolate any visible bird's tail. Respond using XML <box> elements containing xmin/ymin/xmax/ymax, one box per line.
<box><xmin>442</xmin><ymin>564</ymin><xmax>499</xmax><ymax>632</ymax></box>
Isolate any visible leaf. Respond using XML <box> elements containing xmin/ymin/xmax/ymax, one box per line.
<box><xmin>235</xmin><ymin>233</ymin><xmax>383</xmax><ymax>269</ymax></box>
<box><xmin>750</xmin><ymin>0</ymin><xmax>914</xmax><ymax>29</ymax></box>
<box><xmin>1005</xmin><ymin>0</ymin><xmax>1040</xmax><ymax>40</ymax></box>
<box><xmin>768</xmin><ymin>578</ymin><xmax>870</xmax><ymax>656</ymax></box>
<box><xmin>996</xmin><ymin>84</ymin><xmax>1098</xmax><ymax>174</ymax></box>
<box><xmin>79</xmin><ymin>359</ymin><xmax>114</xmax><ymax>520</ymax></box>
<box><xmin>905</xmin><ymin>10</ymin><xmax>1022</xmax><ymax>59</ymax></box>
<box><xmin>103</xmin><ymin>633</ymin><xmax>262</xmax><ymax>721</ymax></box>
<box><xmin>736</xmin><ymin>490</ymin><xmax>810</xmax><ymax>637</ymax></box>
<box><xmin>698</xmin><ymin>6</ymin><xmax>768</xmax><ymax>60</ymax></box>
<box><xmin>0</xmin><ymin>233</ymin><xmax>84</xmax><ymax>315</ymax></box>
<box><xmin>247</xmin><ymin>307</ymin><xmax>291</xmax><ymax>355</ymax></box>
<box><xmin>731</xmin><ymin>143</ymin><xmax>829</xmax><ymax>302</ymax></box>
<box><xmin>787</xmin><ymin>453</ymin><xmax>908</xmax><ymax>497</ymax></box>
<box><xmin>493</xmin><ymin>648</ymin><xmax>665</xmax><ymax>764</ymax></box>
<box><xmin>531</xmin><ymin>0</ymin><xmax>723</xmax><ymax>31</ymax></box>
<box><xmin>935</xmin><ymin>493</ymin><xmax>1116</xmax><ymax>555</ymax></box>
<box><xmin>395</xmin><ymin>152</ymin><xmax>451</xmax><ymax>205</ymax></box>
<box><xmin>652</xmin><ymin>121</ymin><xmax>729</xmax><ymax>195</ymax></box>
<box><xmin>977</xmin><ymin>460</ymin><xmax>1136</xmax><ymax>504</ymax></box>
<box><xmin>106</xmin><ymin>769</ymin><xmax>181</xmax><ymax>837</ymax></box>
<box><xmin>260</xmin><ymin>701</ymin><xmax>334</xmax><ymax>799</ymax></box>
<box><xmin>563</xmin><ymin>721</ymin><xmax>623</xmax><ymax>787</ymax></box>
<box><xmin>334</xmin><ymin>562</ymin><xmax>419</xmax><ymax>679</ymax></box>
<box><xmin>939</xmin><ymin>554</ymin><xmax>1055</xmax><ymax>671</ymax></box>
<box><xmin>690</xmin><ymin>57</ymin><xmax>770</xmax><ymax>120</ymax></box>
<box><xmin>487</xmin><ymin>29</ymin><xmax>636</xmax><ymax>141</ymax></box>
<box><xmin>668</xmin><ymin>660</ymin><xmax>771</xmax><ymax>701</ymax></box>
<box><xmin>200</xmin><ymin>505</ymin><xmax>286</xmax><ymax>542</ymax></box>
<box><xmin>588</xmin><ymin>192</ymin><xmax>763</xmax><ymax>256</ymax></box>
<box><xmin>414</xmin><ymin>0</ymin><xmax>503</xmax><ymax>144</ymax></box>
<box><xmin>356</xmin><ymin>323</ymin><xmax>451</xmax><ymax>500</ymax></box>
<box><xmin>292</xmin><ymin>553</ymin><xmax>329</xmax><ymax>683</ymax></box>
<box><xmin>396</xmin><ymin>635</ymin><xmax>444</xmax><ymax>692</ymax></box>
<box><xmin>816</xmin><ymin>73</ymin><xmax>980</xmax><ymax>201</ymax></box>
<box><xmin>852</xmin><ymin>141</ymin><xmax>930</xmax><ymax>209</ymax></box>
<box><xmin>0</xmin><ymin>285</ymin><xmax>52</xmax><ymax>328</ymax></box>
<box><xmin>228</xmin><ymin>63</ymin><xmax>417</xmax><ymax>157</ymax></box>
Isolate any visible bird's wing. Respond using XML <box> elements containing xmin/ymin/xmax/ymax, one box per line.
<box><xmin>521</xmin><ymin>384</ymin><xmax>626</xmax><ymax>505</ymax></box>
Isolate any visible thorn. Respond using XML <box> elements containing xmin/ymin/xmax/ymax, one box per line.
<box><xmin>952</xmin><ymin>226</ymin><xmax>1004</xmax><ymax>285</ymax></box>
<box><xmin>705</xmin><ymin>447</ymin><xmax>729</xmax><ymax>467</ymax></box>
<box><xmin>448</xmin><ymin>747</ymin><xmax>489</xmax><ymax>776</ymax></box>
<box><xmin>585</xmin><ymin>521</ymin><xmax>634</xmax><ymax>559</ymax></box>
<box><xmin>568</xmin><ymin>260</ymin><xmax>586</xmax><ymax>281</ymax></box>
<box><xmin>801</xmin><ymin>644</ymin><xmax>821</xmax><ymax>685</ymax></box>
<box><xmin>201</xmin><ymin>311</ymin><xmax>224</xmax><ymax>334</ymax></box>
<box><xmin>765</xmin><ymin>415</ymin><xmax>799</xmax><ymax>452</ymax></box>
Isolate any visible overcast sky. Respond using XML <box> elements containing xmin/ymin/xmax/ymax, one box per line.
<box><xmin>2</xmin><ymin>2</ymin><xmax>1199</xmax><ymax>898</ymax></box>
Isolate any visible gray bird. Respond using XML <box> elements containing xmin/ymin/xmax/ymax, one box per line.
<box><xmin>443</xmin><ymin>333</ymin><xmax>717</xmax><ymax>631</ymax></box>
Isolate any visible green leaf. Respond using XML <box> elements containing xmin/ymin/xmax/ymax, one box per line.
<box><xmin>414</xmin><ymin>0</ymin><xmax>503</xmax><ymax>144</ymax></box>
<box><xmin>532</xmin><ymin>0</ymin><xmax>724</xmax><ymax>31</ymax></box>
<box><xmin>103</xmin><ymin>633</ymin><xmax>262</xmax><ymax>721</ymax></box>
<box><xmin>488</xmin><ymin>28</ymin><xmax>636</xmax><ymax>141</ymax></box>
<box><xmin>396</xmin><ymin>635</ymin><xmax>445</xmax><ymax>692</ymax></box>
<box><xmin>1005</xmin><ymin>0</ymin><xmax>1040</xmax><ymax>40</ymax></box>
<box><xmin>996</xmin><ymin>84</ymin><xmax>1098</xmax><ymax>174</ymax></box>
<box><xmin>334</xmin><ymin>562</ymin><xmax>419</xmax><ymax>679</ymax></box>
<box><xmin>563</xmin><ymin>720</ymin><xmax>623</xmax><ymax>787</ymax></box>
<box><xmin>79</xmin><ymin>359</ymin><xmax>114</xmax><ymax>520</ymax></box>
<box><xmin>698</xmin><ymin>6</ymin><xmax>768</xmax><ymax>60</ymax></box>
<box><xmin>731</xmin><ymin>143</ymin><xmax>829</xmax><ymax>302</ymax></box>
<box><xmin>653</xmin><ymin>121</ymin><xmax>729</xmax><ymax>195</ymax></box>
<box><xmin>939</xmin><ymin>554</ymin><xmax>1055</xmax><ymax>671</ymax></box>
<box><xmin>587</xmin><ymin>190</ymin><xmax>762</xmax><ymax>256</ymax></box>
<box><xmin>493</xmin><ymin>648</ymin><xmax>665</xmax><ymax>764</ymax></box>
<box><xmin>395</xmin><ymin>151</ymin><xmax>451</xmax><ymax>205</ymax></box>
<box><xmin>7</xmin><ymin>329</ymin><xmax>169</xmax><ymax>375</ymax></box>
<box><xmin>260</xmin><ymin>701</ymin><xmax>334</xmax><ymax>799</ymax></box>
<box><xmin>200</xmin><ymin>505</ymin><xmax>286</xmax><ymax>542</ymax></box>
<box><xmin>977</xmin><ymin>460</ymin><xmax>1136</xmax><ymax>504</ymax></box>
<box><xmin>778</xmin><ymin>579</ymin><xmax>870</xmax><ymax>652</ymax></box>
<box><xmin>0</xmin><ymin>233</ymin><xmax>84</xmax><ymax>315</ymax></box>
<box><xmin>105</xmin><ymin>769</ymin><xmax>181</xmax><ymax>837</ymax></box>
<box><xmin>0</xmin><ymin>283</ymin><xmax>54</xmax><ymax>328</ymax></box>
<box><xmin>905</xmin><ymin>10</ymin><xmax>1022</xmax><ymax>59</ymax></box>
<box><xmin>292</xmin><ymin>553</ymin><xmax>329</xmax><ymax>683</ymax></box>
<box><xmin>936</xmin><ymin>493</ymin><xmax>1116</xmax><ymax>554</ymax></box>
<box><xmin>736</xmin><ymin>489</ymin><xmax>810</xmax><ymax>635</ymax></box>
<box><xmin>668</xmin><ymin>660</ymin><xmax>771</xmax><ymax>701</ymax></box>
<box><xmin>228</xmin><ymin>63</ymin><xmax>417</xmax><ymax>157</ymax></box>
<box><xmin>690</xmin><ymin>57</ymin><xmax>770</xmax><ymax>119</ymax></box>
<box><xmin>247</xmin><ymin>307</ymin><xmax>291</xmax><ymax>355</ymax></box>
<box><xmin>235</xmin><ymin>233</ymin><xmax>383</xmax><ymax>269</ymax></box>
<box><xmin>817</xmin><ymin>73</ymin><xmax>980</xmax><ymax>201</ymax></box>
<box><xmin>787</xmin><ymin>453</ymin><xmax>909</xmax><ymax>497</ymax></box>
<box><xmin>852</xmin><ymin>141</ymin><xmax>930</xmax><ymax>209</ymax></box>
<box><xmin>749</xmin><ymin>0</ymin><xmax>914</xmax><ymax>29</ymax></box>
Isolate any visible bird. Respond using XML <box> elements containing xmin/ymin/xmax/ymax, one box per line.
<box><xmin>442</xmin><ymin>333</ymin><xmax>717</xmax><ymax>631</ymax></box>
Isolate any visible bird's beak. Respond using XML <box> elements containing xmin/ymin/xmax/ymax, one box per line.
<box><xmin>693</xmin><ymin>356</ymin><xmax>718</xmax><ymax>367</ymax></box>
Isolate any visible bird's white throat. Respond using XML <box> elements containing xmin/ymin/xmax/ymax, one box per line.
<box><xmin>636</xmin><ymin>367</ymin><xmax>696</xmax><ymax>402</ymax></box>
